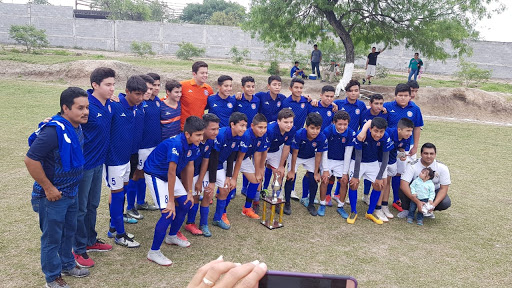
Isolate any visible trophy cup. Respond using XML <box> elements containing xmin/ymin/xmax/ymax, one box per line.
<box><xmin>261</xmin><ymin>174</ymin><xmax>285</xmax><ymax>229</ymax></box>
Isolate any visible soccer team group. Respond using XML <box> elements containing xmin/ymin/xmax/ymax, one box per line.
<box><xmin>26</xmin><ymin>60</ymin><xmax>453</xmax><ymax>287</ymax></box>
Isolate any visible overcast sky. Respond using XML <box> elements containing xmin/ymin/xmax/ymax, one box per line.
<box><xmin>5</xmin><ymin>0</ymin><xmax>512</xmax><ymax>42</ymax></box>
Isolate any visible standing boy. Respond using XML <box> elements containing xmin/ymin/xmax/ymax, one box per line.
<box><xmin>206</xmin><ymin>75</ymin><xmax>236</xmax><ymax>127</ymax></box>
<box><xmin>235</xmin><ymin>76</ymin><xmax>260</xmax><ymax>126</ymax></box>
<box><xmin>255</xmin><ymin>75</ymin><xmax>286</xmax><ymax>123</ymax></box>
<box><xmin>311</xmin><ymin>44</ymin><xmax>322</xmax><ymax>79</ymax></box>
<box><xmin>161</xmin><ymin>80</ymin><xmax>183</xmax><ymax>140</ymax></box>
<box><xmin>180</xmin><ymin>61</ymin><xmax>214</xmax><ymax>129</ymax></box>
<box><xmin>333</xmin><ymin>79</ymin><xmax>367</xmax><ymax>132</ymax></box>
<box><xmin>309</xmin><ymin>85</ymin><xmax>337</xmax><ymax>131</ymax></box>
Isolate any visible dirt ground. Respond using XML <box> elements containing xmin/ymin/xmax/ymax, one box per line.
<box><xmin>1</xmin><ymin>58</ymin><xmax>511</xmax><ymax>125</ymax></box>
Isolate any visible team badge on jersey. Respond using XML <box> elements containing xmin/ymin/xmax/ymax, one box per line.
<box><xmin>156</xmin><ymin>101</ymin><xmax>160</xmax><ymax>107</ymax></box>
<box><xmin>355</xmin><ymin>109</ymin><xmax>360</xmax><ymax>115</ymax></box>
<box><xmin>342</xmin><ymin>137</ymin><xmax>346</xmax><ymax>143</ymax></box>
<box><xmin>377</xmin><ymin>142</ymin><xmax>381</xmax><ymax>146</ymax></box>
<box><xmin>227</xmin><ymin>103</ymin><xmax>233</xmax><ymax>108</ymax></box>
<box><xmin>257</xmin><ymin>141</ymin><xmax>261</xmax><ymax>147</ymax></box>
<box><xmin>204</xmin><ymin>90</ymin><xmax>209</xmax><ymax>96</ymax></box>
<box><xmin>204</xmin><ymin>145</ymin><xmax>209</xmax><ymax>152</ymax></box>
<box><xmin>407</xmin><ymin>111</ymin><xmax>413</xmax><ymax>117</ymax></box>
<box><xmin>327</xmin><ymin>111</ymin><xmax>332</xmax><ymax>117</ymax></box>
<box><xmin>398</xmin><ymin>143</ymin><xmax>403</xmax><ymax>147</ymax></box>
<box><xmin>301</xmin><ymin>103</ymin><xmax>305</xmax><ymax>109</ymax></box>
<box><xmin>187</xmin><ymin>150</ymin><xmax>192</xmax><ymax>157</ymax></box>
<box><xmin>284</xmin><ymin>136</ymin><xmax>288</xmax><ymax>141</ymax></box>
<box><xmin>277</xmin><ymin>101</ymin><xmax>281</xmax><ymax>107</ymax></box>
<box><xmin>231</xmin><ymin>142</ymin><xmax>236</xmax><ymax>148</ymax></box>
<box><xmin>251</xmin><ymin>103</ymin><xmax>256</xmax><ymax>109</ymax></box>
<box><xmin>312</xmin><ymin>142</ymin><xmax>317</xmax><ymax>148</ymax></box>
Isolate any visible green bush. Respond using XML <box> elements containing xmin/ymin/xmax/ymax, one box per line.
<box><xmin>229</xmin><ymin>46</ymin><xmax>250</xmax><ymax>64</ymax></box>
<box><xmin>267</xmin><ymin>60</ymin><xmax>280</xmax><ymax>75</ymax></box>
<box><xmin>8</xmin><ymin>25</ymin><xmax>49</xmax><ymax>52</ymax></box>
<box><xmin>176</xmin><ymin>42</ymin><xmax>205</xmax><ymax>60</ymax></box>
<box><xmin>131</xmin><ymin>41</ymin><xmax>155</xmax><ymax>57</ymax></box>
<box><xmin>455</xmin><ymin>59</ymin><xmax>492</xmax><ymax>87</ymax></box>
<box><xmin>375</xmin><ymin>64</ymin><xmax>389</xmax><ymax>79</ymax></box>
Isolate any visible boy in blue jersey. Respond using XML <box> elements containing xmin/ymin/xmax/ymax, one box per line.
<box><xmin>206</xmin><ymin>75</ymin><xmax>236</xmax><ymax>127</ymax></box>
<box><xmin>384</xmin><ymin>83</ymin><xmax>424</xmax><ymax>212</ymax></box>
<box><xmin>347</xmin><ymin>117</ymin><xmax>393</xmax><ymax>225</ymax></box>
<box><xmin>161</xmin><ymin>80</ymin><xmax>182</xmax><ymax>139</ymax></box>
<box><xmin>235</xmin><ymin>76</ymin><xmax>260</xmax><ymax>126</ymax></box>
<box><xmin>26</xmin><ymin>87</ymin><xmax>91</xmax><ymax>287</ymax></box>
<box><xmin>333</xmin><ymin>79</ymin><xmax>367</xmax><ymax>132</ymax></box>
<box><xmin>232</xmin><ymin>113</ymin><xmax>269</xmax><ymax>219</ymax></box>
<box><xmin>309</xmin><ymin>85</ymin><xmax>336</xmax><ymax>131</ymax></box>
<box><xmin>318</xmin><ymin>111</ymin><xmax>355</xmax><ymax>218</ymax></box>
<box><xmin>282</xmin><ymin>77</ymin><xmax>311</xmax><ymax>131</ymax></box>
<box><xmin>184</xmin><ymin>113</ymin><xmax>220</xmax><ymax>237</ymax></box>
<box><xmin>284</xmin><ymin>113</ymin><xmax>328</xmax><ymax>216</ymax></box>
<box><xmin>104</xmin><ymin>75</ymin><xmax>147</xmax><ymax>248</ymax></box>
<box><xmin>144</xmin><ymin>116</ymin><xmax>205</xmax><ymax>266</ymax></box>
<box><xmin>254</xmin><ymin>75</ymin><xmax>287</xmax><ymax>123</ymax></box>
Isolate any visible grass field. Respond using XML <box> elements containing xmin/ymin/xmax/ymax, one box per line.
<box><xmin>1</xmin><ymin>75</ymin><xmax>512</xmax><ymax>288</ymax></box>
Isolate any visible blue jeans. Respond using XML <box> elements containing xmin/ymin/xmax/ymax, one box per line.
<box><xmin>32</xmin><ymin>196</ymin><xmax>78</xmax><ymax>283</ymax></box>
<box><xmin>74</xmin><ymin>165</ymin><xmax>103</xmax><ymax>254</ymax></box>
<box><xmin>408</xmin><ymin>198</ymin><xmax>428</xmax><ymax>221</ymax></box>
<box><xmin>408</xmin><ymin>69</ymin><xmax>418</xmax><ymax>81</ymax></box>
<box><xmin>311</xmin><ymin>61</ymin><xmax>321</xmax><ymax>78</ymax></box>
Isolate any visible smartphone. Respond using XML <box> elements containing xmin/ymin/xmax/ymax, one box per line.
<box><xmin>259</xmin><ymin>270</ymin><xmax>357</xmax><ymax>288</ymax></box>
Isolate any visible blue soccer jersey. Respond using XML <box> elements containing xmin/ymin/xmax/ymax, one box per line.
<box><xmin>82</xmin><ymin>89</ymin><xmax>112</xmax><ymax>170</ymax></box>
<box><xmin>354</xmin><ymin>129</ymin><xmax>394</xmax><ymax>163</ymax></box>
<box><xmin>206</xmin><ymin>93</ymin><xmax>237</xmax><ymax>127</ymax></box>
<box><xmin>383</xmin><ymin>127</ymin><xmax>411</xmax><ymax>165</ymax></box>
<box><xmin>281</xmin><ymin>95</ymin><xmax>311</xmax><ymax>131</ymax></box>
<box><xmin>266</xmin><ymin>122</ymin><xmax>295</xmax><ymax>153</ymax></box>
<box><xmin>214</xmin><ymin>126</ymin><xmax>241</xmax><ymax>169</ymax></box>
<box><xmin>383</xmin><ymin>101</ymin><xmax>423</xmax><ymax>129</ymax></box>
<box><xmin>334</xmin><ymin>98</ymin><xmax>367</xmax><ymax>131</ymax></box>
<box><xmin>144</xmin><ymin>133</ymin><xmax>198</xmax><ymax>182</ymax></box>
<box><xmin>105</xmin><ymin>94</ymin><xmax>142</xmax><ymax>166</ymax></box>
<box><xmin>361</xmin><ymin>109</ymin><xmax>389</xmax><ymax>126</ymax></box>
<box><xmin>322</xmin><ymin>124</ymin><xmax>356</xmax><ymax>161</ymax></box>
<box><xmin>193</xmin><ymin>139</ymin><xmax>214</xmax><ymax>177</ymax></box>
<box><xmin>239</xmin><ymin>128</ymin><xmax>269</xmax><ymax>159</ymax></box>
<box><xmin>255</xmin><ymin>91</ymin><xmax>286</xmax><ymax>123</ymax></box>
<box><xmin>140</xmin><ymin>97</ymin><xmax>162</xmax><ymax>149</ymax></box>
<box><xmin>131</xmin><ymin>101</ymin><xmax>145</xmax><ymax>154</ymax></box>
<box><xmin>309</xmin><ymin>101</ymin><xmax>335</xmax><ymax>131</ymax></box>
<box><xmin>291</xmin><ymin>128</ymin><xmax>328</xmax><ymax>159</ymax></box>
<box><xmin>234</xmin><ymin>93</ymin><xmax>260</xmax><ymax>125</ymax></box>
<box><xmin>160</xmin><ymin>101</ymin><xmax>182</xmax><ymax>140</ymax></box>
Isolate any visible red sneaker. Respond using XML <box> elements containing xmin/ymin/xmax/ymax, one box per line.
<box><xmin>242</xmin><ymin>207</ymin><xmax>260</xmax><ymax>219</ymax></box>
<box><xmin>222</xmin><ymin>213</ymin><xmax>230</xmax><ymax>226</ymax></box>
<box><xmin>392</xmin><ymin>201</ymin><xmax>404</xmax><ymax>212</ymax></box>
<box><xmin>73</xmin><ymin>252</ymin><xmax>95</xmax><ymax>268</ymax></box>
<box><xmin>177</xmin><ymin>231</ymin><xmax>188</xmax><ymax>241</ymax></box>
<box><xmin>86</xmin><ymin>239</ymin><xmax>113</xmax><ymax>252</ymax></box>
<box><xmin>185</xmin><ymin>223</ymin><xmax>203</xmax><ymax>235</ymax></box>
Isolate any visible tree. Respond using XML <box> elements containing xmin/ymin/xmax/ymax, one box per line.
<box><xmin>245</xmin><ymin>0</ymin><xmax>503</xmax><ymax>95</ymax></box>
<box><xmin>180</xmin><ymin>0</ymin><xmax>246</xmax><ymax>25</ymax></box>
<box><xmin>91</xmin><ymin>0</ymin><xmax>168</xmax><ymax>22</ymax></box>
<box><xmin>9</xmin><ymin>25</ymin><xmax>49</xmax><ymax>52</ymax></box>
<box><xmin>455</xmin><ymin>58</ymin><xmax>492</xmax><ymax>87</ymax></box>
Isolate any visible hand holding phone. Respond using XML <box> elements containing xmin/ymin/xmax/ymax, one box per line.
<box><xmin>259</xmin><ymin>270</ymin><xmax>357</xmax><ymax>288</ymax></box>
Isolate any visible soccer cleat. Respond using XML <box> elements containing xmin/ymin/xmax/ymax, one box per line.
<box><xmin>126</xmin><ymin>208</ymin><xmax>143</xmax><ymax>220</ymax></box>
<box><xmin>317</xmin><ymin>205</ymin><xmax>326</xmax><ymax>216</ymax></box>
<box><xmin>365</xmin><ymin>213</ymin><xmax>384</xmax><ymax>224</ymax></box>
<box><xmin>185</xmin><ymin>223</ymin><xmax>203</xmax><ymax>235</ymax></box>
<box><xmin>374</xmin><ymin>209</ymin><xmax>389</xmax><ymax>223</ymax></box>
<box><xmin>147</xmin><ymin>249</ymin><xmax>173</xmax><ymax>266</ymax></box>
<box><xmin>200</xmin><ymin>225</ymin><xmax>212</xmax><ymax>237</ymax></box>
<box><xmin>221</xmin><ymin>213</ymin><xmax>230</xmax><ymax>226</ymax></box>
<box><xmin>300</xmin><ymin>198</ymin><xmax>309</xmax><ymax>207</ymax></box>
<box><xmin>73</xmin><ymin>252</ymin><xmax>94</xmax><ymax>268</ymax></box>
<box><xmin>283</xmin><ymin>204</ymin><xmax>292</xmax><ymax>215</ymax></box>
<box><xmin>177</xmin><ymin>231</ymin><xmax>188</xmax><ymax>241</ymax></box>
<box><xmin>407</xmin><ymin>217</ymin><xmax>414</xmax><ymax>224</ymax></box>
<box><xmin>46</xmin><ymin>276</ymin><xmax>69</xmax><ymax>288</ymax></box>
<box><xmin>290</xmin><ymin>190</ymin><xmax>300</xmax><ymax>200</ymax></box>
<box><xmin>381</xmin><ymin>206</ymin><xmax>394</xmax><ymax>219</ymax></box>
<box><xmin>392</xmin><ymin>200</ymin><xmax>404</xmax><ymax>212</ymax></box>
<box><xmin>417</xmin><ymin>219</ymin><xmax>424</xmax><ymax>226</ymax></box>
<box><xmin>136</xmin><ymin>202</ymin><xmax>159</xmax><ymax>211</ymax></box>
<box><xmin>347</xmin><ymin>213</ymin><xmax>357</xmax><ymax>224</ymax></box>
<box><xmin>242</xmin><ymin>207</ymin><xmax>260</xmax><ymax>219</ymax></box>
<box><xmin>362</xmin><ymin>194</ymin><xmax>370</xmax><ymax>205</ymax></box>
<box><xmin>397</xmin><ymin>210</ymin><xmax>409</xmax><ymax>219</ymax></box>
<box><xmin>123</xmin><ymin>214</ymin><xmax>138</xmax><ymax>224</ymax></box>
<box><xmin>325</xmin><ymin>195</ymin><xmax>333</xmax><ymax>207</ymax></box>
<box><xmin>115</xmin><ymin>235</ymin><xmax>140</xmax><ymax>248</ymax></box>
<box><xmin>165</xmin><ymin>235</ymin><xmax>191</xmax><ymax>248</ymax></box>
<box><xmin>337</xmin><ymin>207</ymin><xmax>349</xmax><ymax>219</ymax></box>
<box><xmin>212</xmin><ymin>219</ymin><xmax>231</xmax><ymax>230</ymax></box>
<box><xmin>86</xmin><ymin>239</ymin><xmax>113</xmax><ymax>252</ymax></box>
<box><xmin>61</xmin><ymin>266</ymin><xmax>90</xmax><ymax>278</ymax></box>
<box><xmin>307</xmin><ymin>205</ymin><xmax>318</xmax><ymax>216</ymax></box>
<box><xmin>107</xmin><ymin>229</ymin><xmax>134</xmax><ymax>239</ymax></box>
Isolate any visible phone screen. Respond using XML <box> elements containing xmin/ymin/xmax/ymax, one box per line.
<box><xmin>259</xmin><ymin>270</ymin><xmax>357</xmax><ymax>288</ymax></box>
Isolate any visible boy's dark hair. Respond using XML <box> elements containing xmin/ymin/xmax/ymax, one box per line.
<box><xmin>165</xmin><ymin>80</ymin><xmax>181</xmax><ymax>93</ymax></box>
<box><xmin>290</xmin><ymin>77</ymin><xmax>304</xmax><ymax>88</ymax></box>
<box><xmin>147</xmin><ymin>72</ymin><xmax>160</xmax><ymax>81</ymax></box>
<box><xmin>90</xmin><ymin>67</ymin><xmax>115</xmax><ymax>88</ymax></box>
<box><xmin>184</xmin><ymin>116</ymin><xmax>206</xmax><ymax>134</ymax></box>
<box><xmin>421</xmin><ymin>142</ymin><xmax>437</xmax><ymax>154</ymax></box>
<box><xmin>345</xmin><ymin>79</ymin><xmax>360</xmax><ymax>92</ymax></box>
<box><xmin>372</xmin><ymin>46</ymin><xmax>376</xmax><ymax>49</ymax></box>
<box><xmin>229</xmin><ymin>112</ymin><xmax>248</xmax><ymax>126</ymax></box>
<box><xmin>333</xmin><ymin>110</ymin><xmax>350</xmax><ymax>123</ymax></box>
<box><xmin>423</xmin><ymin>167</ymin><xmax>435</xmax><ymax>180</ymax></box>
<box><xmin>321</xmin><ymin>85</ymin><xmax>335</xmax><ymax>94</ymax></box>
<box><xmin>294</xmin><ymin>61</ymin><xmax>299</xmax><ymax>64</ymax></box>
<box><xmin>268</xmin><ymin>75</ymin><xmax>282</xmax><ymax>85</ymax></box>
<box><xmin>241</xmin><ymin>76</ymin><xmax>255</xmax><ymax>86</ymax></box>
<box><xmin>217</xmin><ymin>75</ymin><xmax>233</xmax><ymax>86</ymax></box>
<box><xmin>407</xmin><ymin>80</ymin><xmax>420</xmax><ymax>89</ymax></box>
<box><xmin>370</xmin><ymin>116</ymin><xmax>388</xmax><ymax>130</ymax></box>
<box><xmin>60</xmin><ymin>87</ymin><xmax>88</xmax><ymax>113</ymax></box>
<box><xmin>370</xmin><ymin>94</ymin><xmax>384</xmax><ymax>103</ymax></box>
<box><xmin>305</xmin><ymin>112</ymin><xmax>322</xmax><ymax>128</ymax></box>
<box><xmin>252</xmin><ymin>113</ymin><xmax>267</xmax><ymax>125</ymax></box>
<box><xmin>139</xmin><ymin>74</ymin><xmax>155</xmax><ymax>85</ymax></box>
<box><xmin>203</xmin><ymin>113</ymin><xmax>220</xmax><ymax>126</ymax></box>
<box><xmin>192</xmin><ymin>61</ymin><xmax>208</xmax><ymax>73</ymax></box>
<box><xmin>395</xmin><ymin>83</ymin><xmax>411</xmax><ymax>96</ymax></box>
<box><xmin>277</xmin><ymin>108</ymin><xmax>295</xmax><ymax>120</ymax></box>
<box><xmin>126</xmin><ymin>75</ymin><xmax>148</xmax><ymax>93</ymax></box>
<box><xmin>414</xmin><ymin>53</ymin><xmax>419</xmax><ymax>56</ymax></box>
<box><xmin>397</xmin><ymin>118</ymin><xmax>414</xmax><ymax>129</ymax></box>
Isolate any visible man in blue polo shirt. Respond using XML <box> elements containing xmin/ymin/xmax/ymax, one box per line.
<box><xmin>333</xmin><ymin>79</ymin><xmax>367</xmax><ymax>132</ymax></box>
<box><xmin>26</xmin><ymin>87</ymin><xmax>91</xmax><ymax>287</ymax></box>
<box><xmin>206</xmin><ymin>75</ymin><xmax>236</xmax><ymax>127</ymax></box>
<box><xmin>255</xmin><ymin>75</ymin><xmax>286</xmax><ymax>123</ymax></box>
<box><xmin>235</xmin><ymin>76</ymin><xmax>260</xmax><ymax>126</ymax></box>
<box><xmin>104</xmin><ymin>75</ymin><xmax>147</xmax><ymax>248</ymax></box>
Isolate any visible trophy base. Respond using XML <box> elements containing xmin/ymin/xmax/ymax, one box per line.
<box><xmin>260</xmin><ymin>220</ymin><xmax>284</xmax><ymax>230</ymax></box>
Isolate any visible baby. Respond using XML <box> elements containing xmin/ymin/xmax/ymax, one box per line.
<box><xmin>407</xmin><ymin>167</ymin><xmax>435</xmax><ymax>226</ymax></box>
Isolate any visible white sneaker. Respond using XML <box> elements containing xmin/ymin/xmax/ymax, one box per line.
<box><xmin>382</xmin><ymin>206</ymin><xmax>394</xmax><ymax>219</ymax></box>
<box><xmin>397</xmin><ymin>210</ymin><xmax>409</xmax><ymax>219</ymax></box>
<box><xmin>290</xmin><ymin>190</ymin><xmax>299</xmax><ymax>200</ymax></box>
<box><xmin>147</xmin><ymin>249</ymin><xmax>173</xmax><ymax>266</ymax></box>
<box><xmin>375</xmin><ymin>209</ymin><xmax>389</xmax><ymax>222</ymax></box>
<box><xmin>165</xmin><ymin>235</ymin><xmax>191</xmax><ymax>247</ymax></box>
<box><xmin>362</xmin><ymin>195</ymin><xmax>370</xmax><ymax>205</ymax></box>
<box><xmin>115</xmin><ymin>235</ymin><xmax>140</xmax><ymax>248</ymax></box>
<box><xmin>424</xmin><ymin>211</ymin><xmax>435</xmax><ymax>219</ymax></box>
<box><xmin>332</xmin><ymin>196</ymin><xmax>343</xmax><ymax>206</ymax></box>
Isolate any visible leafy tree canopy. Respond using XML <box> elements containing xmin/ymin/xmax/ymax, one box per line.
<box><xmin>91</xmin><ymin>0</ymin><xmax>169</xmax><ymax>22</ymax></box>
<box><xmin>181</xmin><ymin>0</ymin><xmax>246</xmax><ymax>26</ymax></box>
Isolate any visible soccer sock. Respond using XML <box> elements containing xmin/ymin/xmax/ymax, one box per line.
<box><xmin>169</xmin><ymin>196</ymin><xmax>192</xmax><ymax>236</ymax></box>
<box><xmin>242</xmin><ymin>175</ymin><xmax>248</xmax><ymax>193</ymax></box>
<box><xmin>136</xmin><ymin>178</ymin><xmax>146</xmax><ymax>205</ymax></box>
<box><xmin>291</xmin><ymin>176</ymin><xmax>297</xmax><ymax>194</ymax></box>
<box><xmin>382</xmin><ymin>201</ymin><xmax>389</xmax><ymax>207</ymax></box>
<box><xmin>151</xmin><ymin>211</ymin><xmax>172</xmax><ymax>251</ymax></box>
<box><xmin>367</xmin><ymin>189</ymin><xmax>382</xmax><ymax>214</ymax></box>
<box><xmin>363</xmin><ymin>179</ymin><xmax>372</xmax><ymax>196</ymax></box>
<box><xmin>302</xmin><ymin>174</ymin><xmax>310</xmax><ymax>199</ymax></box>
<box><xmin>392</xmin><ymin>176</ymin><xmax>401</xmax><ymax>203</ymax></box>
<box><xmin>245</xmin><ymin>183</ymin><xmax>259</xmax><ymax>209</ymax></box>
<box><xmin>263</xmin><ymin>167</ymin><xmax>272</xmax><ymax>190</ymax></box>
<box><xmin>111</xmin><ymin>191</ymin><xmax>125</xmax><ymax>235</ymax></box>
<box><xmin>326</xmin><ymin>179</ymin><xmax>335</xmax><ymax>196</ymax></box>
<box><xmin>308</xmin><ymin>172</ymin><xmax>318</xmax><ymax>206</ymax></box>
<box><xmin>214</xmin><ymin>199</ymin><xmax>227</xmax><ymax>221</ymax></box>
<box><xmin>375</xmin><ymin>205</ymin><xmax>382</xmax><ymax>210</ymax></box>
<box><xmin>284</xmin><ymin>180</ymin><xmax>293</xmax><ymax>204</ymax></box>
<box><xmin>199</xmin><ymin>206</ymin><xmax>209</xmax><ymax>227</ymax></box>
<box><xmin>254</xmin><ymin>189</ymin><xmax>260</xmax><ymax>202</ymax></box>
<box><xmin>348</xmin><ymin>189</ymin><xmax>358</xmax><ymax>213</ymax></box>
<box><xmin>334</xmin><ymin>182</ymin><xmax>341</xmax><ymax>196</ymax></box>
<box><xmin>187</xmin><ymin>203</ymin><xmax>199</xmax><ymax>224</ymax></box>
<box><xmin>126</xmin><ymin>180</ymin><xmax>136</xmax><ymax>211</ymax></box>
<box><xmin>224</xmin><ymin>188</ymin><xmax>236</xmax><ymax>213</ymax></box>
